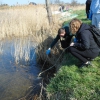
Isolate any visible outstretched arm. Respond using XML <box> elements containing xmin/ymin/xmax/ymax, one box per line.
<box><xmin>46</xmin><ymin>34</ymin><xmax>60</xmax><ymax>55</ymax></box>
<box><xmin>50</xmin><ymin>34</ymin><xmax>60</xmax><ymax>49</ymax></box>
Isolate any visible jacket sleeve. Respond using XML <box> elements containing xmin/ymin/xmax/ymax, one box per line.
<box><xmin>50</xmin><ymin>34</ymin><xmax>60</xmax><ymax>49</ymax></box>
<box><xmin>74</xmin><ymin>30</ymin><xmax>90</xmax><ymax>50</ymax></box>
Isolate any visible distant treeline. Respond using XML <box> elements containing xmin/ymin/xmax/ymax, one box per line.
<box><xmin>50</xmin><ymin>0</ymin><xmax>85</xmax><ymax>6</ymax></box>
<box><xmin>0</xmin><ymin>0</ymin><xmax>85</xmax><ymax>7</ymax></box>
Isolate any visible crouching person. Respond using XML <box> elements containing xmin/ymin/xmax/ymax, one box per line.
<box><xmin>68</xmin><ymin>18</ymin><xmax>99</xmax><ymax>68</ymax></box>
<box><xmin>46</xmin><ymin>25</ymin><xmax>73</xmax><ymax>55</ymax></box>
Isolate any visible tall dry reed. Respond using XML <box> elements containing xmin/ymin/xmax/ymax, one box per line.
<box><xmin>0</xmin><ymin>5</ymin><xmax>49</xmax><ymax>38</ymax></box>
<box><xmin>0</xmin><ymin>5</ymin><xmax>85</xmax><ymax>65</ymax></box>
<box><xmin>0</xmin><ymin>5</ymin><xmax>62</xmax><ymax>64</ymax></box>
<box><xmin>0</xmin><ymin>4</ymin><xmax>86</xmax><ymax>100</ymax></box>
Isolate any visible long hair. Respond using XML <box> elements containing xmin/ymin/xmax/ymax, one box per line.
<box><xmin>69</xmin><ymin>18</ymin><xmax>82</xmax><ymax>34</ymax></box>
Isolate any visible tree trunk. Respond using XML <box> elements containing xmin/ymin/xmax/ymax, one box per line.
<box><xmin>45</xmin><ymin>0</ymin><xmax>53</xmax><ymax>25</ymax></box>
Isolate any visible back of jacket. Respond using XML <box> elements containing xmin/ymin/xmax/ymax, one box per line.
<box><xmin>74</xmin><ymin>23</ymin><xmax>100</xmax><ymax>53</ymax></box>
<box><xmin>60</xmin><ymin>26</ymin><xmax>73</xmax><ymax>48</ymax></box>
<box><xmin>50</xmin><ymin>26</ymin><xmax>73</xmax><ymax>48</ymax></box>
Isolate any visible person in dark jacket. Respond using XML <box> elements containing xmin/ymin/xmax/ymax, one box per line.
<box><xmin>86</xmin><ymin>0</ymin><xmax>92</xmax><ymax>19</ymax></box>
<box><xmin>68</xmin><ymin>18</ymin><xmax>99</xmax><ymax>67</ymax></box>
<box><xmin>46</xmin><ymin>26</ymin><xmax>73</xmax><ymax>55</ymax></box>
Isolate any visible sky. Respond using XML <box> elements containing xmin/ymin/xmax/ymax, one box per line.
<box><xmin>1</xmin><ymin>0</ymin><xmax>86</xmax><ymax>5</ymax></box>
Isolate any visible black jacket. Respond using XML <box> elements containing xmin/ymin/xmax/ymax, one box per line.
<box><xmin>50</xmin><ymin>26</ymin><xmax>73</xmax><ymax>48</ymax></box>
<box><xmin>74</xmin><ymin>23</ymin><xmax>99</xmax><ymax>53</ymax></box>
<box><xmin>86</xmin><ymin>0</ymin><xmax>92</xmax><ymax>4</ymax></box>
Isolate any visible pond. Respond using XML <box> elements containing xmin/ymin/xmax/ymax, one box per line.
<box><xmin>0</xmin><ymin>36</ymin><xmax>43</xmax><ymax>100</ymax></box>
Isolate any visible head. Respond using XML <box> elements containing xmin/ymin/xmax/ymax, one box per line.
<box><xmin>69</xmin><ymin>18</ymin><xmax>82</xmax><ymax>35</ymax></box>
<box><xmin>58</xmin><ymin>28</ymin><xmax>66</xmax><ymax>37</ymax></box>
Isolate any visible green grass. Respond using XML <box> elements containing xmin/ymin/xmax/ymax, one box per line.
<box><xmin>63</xmin><ymin>10</ymin><xmax>91</xmax><ymax>26</ymax></box>
<box><xmin>46</xmin><ymin>54</ymin><xmax>100</xmax><ymax>100</ymax></box>
<box><xmin>46</xmin><ymin>10</ymin><xmax>100</xmax><ymax>100</ymax></box>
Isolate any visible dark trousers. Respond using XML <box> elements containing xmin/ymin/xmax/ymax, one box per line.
<box><xmin>86</xmin><ymin>3</ymin><xmax>91</xmax><ymax>18</ymax></box>
<box><xmin>68</xmin><ymin>46</ymin><xmax>99</xmax><ymax>63</ymax></box>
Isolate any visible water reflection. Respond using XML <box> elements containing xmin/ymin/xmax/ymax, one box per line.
<box><xmin>0</xmin><ymin>36</ymin><xmax>41</xmax><ymax>100</ymax></box>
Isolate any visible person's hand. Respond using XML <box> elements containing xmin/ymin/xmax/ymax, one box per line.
<box><xmin>70</xmin><ymin>42</ymin><xmax>75</xmax><ymax>46</ymax></box>
<box><xmin>46</xmin><ymin>48</ymin><xmax>51</xmax><ymax>55</ymax></box>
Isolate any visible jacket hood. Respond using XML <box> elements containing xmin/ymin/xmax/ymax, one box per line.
<box><xmin>76</xmin><ymin>23</ymin><xmax>90</xmax><ymax>35</ymax></box>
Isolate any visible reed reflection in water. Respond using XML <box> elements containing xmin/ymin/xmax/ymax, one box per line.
<box><xmin>0</xmin><ymin>36</ymin><xmax>41</xmax><ymax>100</ymax></box>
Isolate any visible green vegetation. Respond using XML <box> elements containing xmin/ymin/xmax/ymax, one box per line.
<box><xmin>46</xmin><ymin>10</ymin><xmax>100</xmax><ymax>100</ymax></box>
<box><xmin>63</xmin><ymin>10</ymin><xmax>91</xmax><ymax>26</ymax></box>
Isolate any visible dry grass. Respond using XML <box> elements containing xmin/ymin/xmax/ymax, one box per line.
<box><xmin>0</xmin><ymin>5</ymin><xmax>85</xmax><ymax>39</ymax></box>
<box><xmin>0</xmin><ymin>5</ymin><xmax>62</xmax><ymax>63</ymax></box>
<box><xmin>0</xmin><ymin>4</ymin><xmax>86</xmax><ymax>100</ymax></box>
<box><xmin>70</xmin><ymin>5</ymin><xmax>85</xmax><ymax>11</ymax></box>
<box><xmin>0</xmin><ymin>5</ymin><xmax>85</xmax><ymax>65</ymax></box>
<box><xmin>0</xmin><ymin>5</ymin><xmax>56</xmax><ymax>39</ymax></box>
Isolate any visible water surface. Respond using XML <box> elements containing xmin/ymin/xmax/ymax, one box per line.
<box><xmin>0</xmin><ymin>37</ymin><xmax>41</xmax><ymax>100</ymax></box>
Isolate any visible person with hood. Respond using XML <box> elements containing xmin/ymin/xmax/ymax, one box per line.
<box><xmin>46</xmin><ymin>25</ymin><xmax>73</xmax><ymax>55</ymax></box>
<box><xmin>89</xmin><ymin>0</ymin><xmax>100</xmax><ymax>29</ymax></box>
<box><xmin>68</xmin><ymin>18</ymin><xmax>99</xmax><ymax>67</ymax></box>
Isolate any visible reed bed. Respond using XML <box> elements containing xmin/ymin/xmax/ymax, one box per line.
<box><xmin>0</xmin><ymin>5</ymin><xmax>86</xmax><ymax>65</ymax></box>
<box><xmin>0</xmin><ymin>5</ymin><xmax>49</xmax><ymax>38</ymax></box>
<box><xmin>0</xmin><ymin>5</ymin><xmax>85</xmax><ymax>39</ymax></box>
<box><xmin>0</xmin><ymin>5</ymin><xmax>85</xmax><ymax>65</ymax></box>
<box><xmin>0</xmin><ymin>5</ymin><xmax>62</xmax><ymax>64</ymax></box>
<box><xmin>0</xmin><ymin>4</ymin><xmax>86</xmax><ymax>100</ymax></box>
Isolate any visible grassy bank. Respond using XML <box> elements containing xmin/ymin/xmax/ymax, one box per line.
<box><xmin>46</xmin><ymin>10</ymin><xmax>100</xmax><ymax>100</ymax></box>
<box><xmin>1</xmin><ymin>5</ymin><xmax>97</xmax><ymax>100</ymax></box>
<box><xmin>46</xmin><ymin>54</ymin><xmax>100</xmax><ymax>100</ymax></box>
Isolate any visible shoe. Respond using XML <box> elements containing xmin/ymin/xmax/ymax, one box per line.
<box><xmin>79</xmin><ymin>61</ymin><xmax>91</xmax><ymax>68</ymax></box>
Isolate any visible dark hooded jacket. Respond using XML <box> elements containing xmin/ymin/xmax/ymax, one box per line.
<box><xmin>50</xmin><ymin>26</ymin><xmax>73</xmax><ymax>48</ymax></box>
<box><xmin>74</xmin><ymin>23</ymin><xmax>99</xmax><ymax>53</ymax></box>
